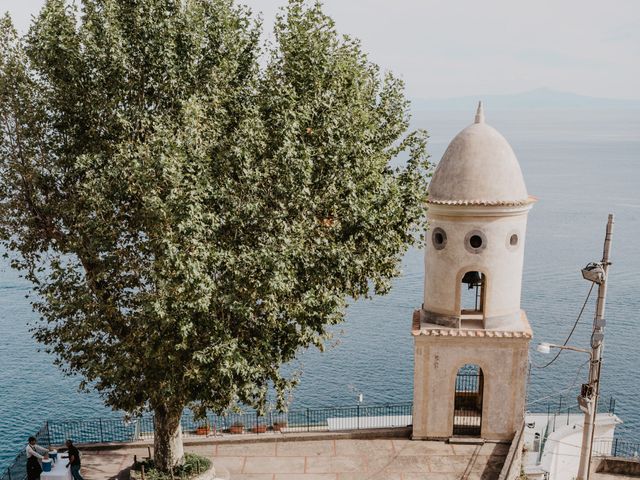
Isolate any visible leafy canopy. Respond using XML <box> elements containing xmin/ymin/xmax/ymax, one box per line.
<box><xmin>0</xmin><ymin>0</ymin><xmax>429</xmax><ymax>419</ymax></box>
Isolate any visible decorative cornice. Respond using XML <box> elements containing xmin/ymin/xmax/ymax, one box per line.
<box><xmin>426</xmin><ymin>196</ymin><xmax>537</xmax><ymax>217</ymax></box>
<box><xmin>427</xmin><ymin>197</ymin><xmax>536</xmax><ymax>207</ymax></box>
<box><xmin>411</xmin><ymin>328</ymin><xmax>532</xmax><ymax>339</ymax></box>
<box><xmin>411</xmin><ymin>309</ymin><xmax>533</xmax><ymax>339</ymax></box>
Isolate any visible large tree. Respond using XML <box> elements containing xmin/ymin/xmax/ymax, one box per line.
<box><xmin>0</xmin><ymin>0</ymin><xmax>429</xmax><ymax>471</ymax></box>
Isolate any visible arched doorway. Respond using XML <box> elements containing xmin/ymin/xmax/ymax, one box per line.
<box><xmin>460</xmin><ymin>271</ymin><xmax>485</xmax><ymax>320</ymax></box>
<box><xmin>453</xmin><ymin>364</ymin><xmax>484</xmax><ymax>436</ymax></box>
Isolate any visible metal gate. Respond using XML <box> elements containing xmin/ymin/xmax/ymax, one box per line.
<box><xmin>453</xmin><ymin>367</ymin><xmax>483</xmax><ymax>436</ymax></box>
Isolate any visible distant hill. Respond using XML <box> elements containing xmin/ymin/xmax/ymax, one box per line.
<box><xmin>412</xmin><ymin>88</ymin><xmax>640</xmax><ymax>110</ymax></box>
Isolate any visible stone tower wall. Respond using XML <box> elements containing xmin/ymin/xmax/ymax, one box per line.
<box><xmin>412</xmin><ymin>331</ymin><xmax>530</xmax><ymax>441</ymax></box>
<box><xmin>423</xmin><ymin>205</ymin><xmax>531</xmax><ymax>330</ymax></box>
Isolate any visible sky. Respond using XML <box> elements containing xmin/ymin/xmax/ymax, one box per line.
<box><xmin>2</xmin><ymin>0</ymin><xmax>639</xmax><ymax>100</ymax></box>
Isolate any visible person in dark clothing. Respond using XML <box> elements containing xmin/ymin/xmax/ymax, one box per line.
<box><xmin>65</xmin><ymin>440</ymin><xmax>84</xmax><ymax>480</ymax></box>
<box><xmin>26</xmin><ymin>436</ymin><xmax>48</xmax><ymax>480</ymax></box>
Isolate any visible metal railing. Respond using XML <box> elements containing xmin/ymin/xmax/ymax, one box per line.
<box><xmin>453</xmin><ymin>372</ymin><xmax>483</xmax><ymax>436</ymax></box>
<box><xmin>533</xmin><ymin>395</ymin><xmax>618</xmax><ymax>466</ymax></box>
<box><xmin>537</xmin><ymin>395</ymin><xmax>616</xmax><ymax>436</ymax></box>
<box><xmin>1</xmin><ymin>402</ymin><xmax>413</xmax><ymax>480</ymax></box>
<box><xmin>593</xmin><ymin>437</ymin><xmax>640</xmax><ymax>458</ymax></box>
<box><xmin>1</xmin><ymin>395</ymin><xmax>624</xmax><ymax>480</ymax></box>
<box><xmin>1</xmin><ymin>423</ymin><xmax>49</xmax><ymax>480</ymax></box>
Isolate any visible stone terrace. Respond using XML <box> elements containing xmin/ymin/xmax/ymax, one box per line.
<box><xmin>78</xmin><ymin>433</ymin><xmax>510</xmax><ymax>480</ymax></box>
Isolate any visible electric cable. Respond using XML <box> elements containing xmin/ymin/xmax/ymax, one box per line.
<box><xmin>527</xmin><ymin>358</ymin><xmax>590</xmax><ymax>407</ymax></box>
<box><xmin>531</xmin><ymin>282</ymin><xmax>595</xmax><ymax>369</ymax></box>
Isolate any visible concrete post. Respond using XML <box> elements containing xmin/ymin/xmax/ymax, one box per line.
<box><xmin>577</xmin><ymin>214</ymin><xmax>614</xmax><ymax>480</ymax></box>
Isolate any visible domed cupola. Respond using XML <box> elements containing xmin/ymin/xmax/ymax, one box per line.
<box><xmin>421</xmin><ymin>103</ymin><xmax>535</xmax><ymax>332</ymax></box>
<box><xmin>428</xmin><ymin>102</ymin><xmax>531</xmax><ymax>206</ymax></box>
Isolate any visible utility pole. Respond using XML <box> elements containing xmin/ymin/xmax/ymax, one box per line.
<box><xmin>576</xmin><ymin>214</ymin><xmax>614</xmax><ymax>480</ymax></box>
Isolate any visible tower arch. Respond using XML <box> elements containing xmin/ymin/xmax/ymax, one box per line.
<box><xmin>455</xmin><ymin>266</ymin><xmax>489</xmax><ymax>324</ymax></box>
<box><xmin>453</xmin><ymin>364</ymin><xmax>484</xmax><ymax>436</ymax></box>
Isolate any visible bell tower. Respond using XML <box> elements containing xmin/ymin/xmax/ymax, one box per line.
<box><xmin>412</xmin><ymin>103</ymin><xmax>535</xmax><ymax>441</ymax></box>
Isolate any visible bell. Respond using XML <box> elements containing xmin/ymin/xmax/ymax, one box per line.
<box><xmin>462</xmin><ymin>271</ymin><xmax>483</xmax><ymax>289</ymax></box>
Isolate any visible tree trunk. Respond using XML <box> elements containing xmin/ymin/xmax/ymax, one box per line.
<box><xmin>153</xmin><ymin>404</ymin><xmax>185</xmax><ymax>472</ymax></box>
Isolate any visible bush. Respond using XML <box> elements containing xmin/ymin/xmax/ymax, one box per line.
<box><xmin>133</xmin><ymin>453</ymin><xmax>211</xmax><ymax>480</ymax></box>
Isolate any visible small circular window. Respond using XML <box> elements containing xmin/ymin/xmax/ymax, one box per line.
<box><xmin>464</xmin><ymin>230</ymin><xmax>487</xmax><ymax>254</ymax></box>
<box><xmin>469</xmin><ymin>235</ymin><xmax>483</xmax><ymax>249</ymax></box>
<box><xmin>432</xmin><ymin>227</ymin><xmax>447</xmax><ymax>250</ymax></box>
<box><xmin>507</xmin><ymin>231</ymin><xmax>520</xmax><ymax>250</ymax></box>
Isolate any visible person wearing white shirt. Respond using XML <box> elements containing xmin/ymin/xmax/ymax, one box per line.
<box><xmin>26</xmin><ymin>436</ymin><xmax>49</xmax><ymax>480</ymax></box>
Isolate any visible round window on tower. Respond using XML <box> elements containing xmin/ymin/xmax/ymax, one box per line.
<box><xmin>464</xmin><ymin>230</ymin><xmax>487</xmax><ymax>254</ymax></box>
<box><xmin>506</xmin><ymin>231</ymin><xmax>520</xmax><ymax>250</ymax></box>
<box><xmin>432</xmin><ymin>227</ymin><xmax>447</xmax><ymax>250</ymax></box>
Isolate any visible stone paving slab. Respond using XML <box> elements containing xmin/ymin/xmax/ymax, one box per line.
<box><xmin>338</xmin><ymin>473</ymin><xmax>403</xmax><ymax>480</ymax></box>
<box><xmin>478</xmin><ymin>443</ymin><xmax>510</xmax><ymax>456</ymax></box>
<box><xmin>230</xmin><ymin>475</ymin><xmax>273</xmax><ymax>480</ymax></box>
<box><xmin>77</xmin><ymin>435</ymin><xmax>509</xmax><ymax>479</ymax></box>
<box><xmin>402</xmin><ymin>475</ymin><xmax>455</xmax><ymax>480</ymax></box>
<box><xmin>216</xmin><ymin>437</ymin><xmax>506</xmax><ymax>479</ymax></box>
<box><xmin>276</xmin><ymin>475</ymin><xmax>336</xmax><ymax>480</ymax></box>
<box><xmin>81</xmin><ymin>447</ymin><xmax>149</xmax><ymax>480</ymax></box>
<box><xmin>392</xmin><ymin>439</ymin><xmax>455</xmax><ymax>456</ymax></box>
<box><xmin>208</xmin><ymin>456</ymin><xmax>245</xmax><ymax>474</ymax></box>
<box><xmin>451</xmin><ymin>443</ymin><xmax>483</xmax><ymax>455</ymax></box>
<box><xmin>368</xmin><ymin>454</ymin><xmax>431</xmax><ymax>473</ymax></box>
<box><xmin>217</xmin><ymin>443</ymin><xmax>277</xmax><ymax>457</ymax></box>
<box><xmin>305</xmin><ymin>455</ymin><xmax>368</xmax><ymax>474</ymax></box>
<box><xmin>242</xmin><ymin>456</ymin><xmax>306</xmax><ymax>474</ymax></box>
<box><xmin>276</xmin><ymin>440</ymin><xmax>336</xmax><ymax>457</ymax></box>
<box><xmin>334</xmin><ymin>439</ymin><xmax>395</xmax><ymax>456</ymax></box>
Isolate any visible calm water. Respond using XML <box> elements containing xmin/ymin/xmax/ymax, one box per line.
<box><xmin>1</xmin><ymin>108</ymin><xmax>639</xmax><ymax>470</ymax></box>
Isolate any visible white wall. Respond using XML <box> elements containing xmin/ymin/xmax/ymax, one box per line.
<box><xmin>533</xmin><ymin>413</ymin><xmax>620</xmax><ymax>480</ymax></box>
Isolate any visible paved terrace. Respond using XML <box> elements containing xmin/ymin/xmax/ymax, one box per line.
<box><xmin>77</xmin><ymin>431</ymin><xmax>510</xmax><ymax>480</ymax></box>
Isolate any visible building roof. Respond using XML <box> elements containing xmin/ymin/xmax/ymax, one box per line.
<box><xmin>427</xmin><ymin>103</ymin><xmax>530</xmax><ymax>206</ymax></box>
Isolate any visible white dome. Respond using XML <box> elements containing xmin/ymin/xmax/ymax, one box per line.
<box><xmin>428</xmin><ymin>104</ymin><xmax>529</xmax><ymax>205</ymax></box>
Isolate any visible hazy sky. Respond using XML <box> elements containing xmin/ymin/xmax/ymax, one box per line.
<box><xmin>3</xmin><ymin>0</ymin><xmax>639</xmax><ymax>100</ymax></box>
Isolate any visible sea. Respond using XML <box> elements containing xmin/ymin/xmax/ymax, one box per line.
<box><xmin>1</xmin><ymin>107</ymin><xmax>639</xmax><ymax>471</ymax></box>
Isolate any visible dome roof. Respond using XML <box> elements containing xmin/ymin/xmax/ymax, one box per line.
<box><xmin>427</xmin><ymin>103</ymin><xmax>529</xmax><ymax>205</ymax></box>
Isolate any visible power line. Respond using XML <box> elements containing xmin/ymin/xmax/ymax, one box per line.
<box><xmin>527</xmin><ymin>358</ymin><xmax>590</xmax><ymax>407</ymax></box>
<box><xmin>531</xmin><ymin>282</ymin><xmax>595</xmax><ymax>369</ymax></box>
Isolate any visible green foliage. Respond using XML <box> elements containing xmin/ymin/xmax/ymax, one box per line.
<box><xmin>133</xmin><ymin>453</ymin><xmax>212</xmax><ymax>480</ymax></box>
<box><xmin>0</xmin><ymin>0</ymin><xmax>429</xmax><ymax>427</ymax></box>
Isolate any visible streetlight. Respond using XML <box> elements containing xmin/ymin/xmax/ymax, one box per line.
<box><xmin>536</xmin><ymin>342</ymin><xmax>592</xmax><ymax>357</ymax></box>
<box><xmin>536</xmin><ymin>342</ymin><xmax>594</xmax><ymax>415</ymax></box>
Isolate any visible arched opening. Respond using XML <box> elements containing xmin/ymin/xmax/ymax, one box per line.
<box><xmin>453</xmin><ymin>364</ymin><xmax>484</xmax><ymax>436</ymax></box>
<box><xmin>460</xmin><ymin>271</ymin><xmax>485</xmax><ymax>322</ymax></box>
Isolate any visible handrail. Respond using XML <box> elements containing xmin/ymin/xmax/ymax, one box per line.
<box><xmin>1</xmin><ymin>401</ymin><xmax>413</xmax><ymax>480</ymax></box>
<box><xmin>0</xmin><ymin>395</ymin><xmax>621</xmax><ymax>480</ymax></box>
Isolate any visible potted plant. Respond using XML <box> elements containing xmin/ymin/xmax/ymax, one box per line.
<box><xmin>251</xmin><ymin>424</ymin><xmax>267</xmax><ymax>434</ymax></box>
<box><xmin>229</xmin><ymin>422</ymin><xmax>244</xmax><ymax>434</ymax></box>
<box><xmin>196</xmin><ymin>425</ymin><xmax>210</xmax><ymax>435</ymax></box>
<box><xmin>272</xmin><ymin>420</ymin><xmax>288</xmax><ymax>432</ymax></box>
<box><xmin>195</xmin><ymin>419</ymin><xmax>211</xmax><ymax>435</ymax></box>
